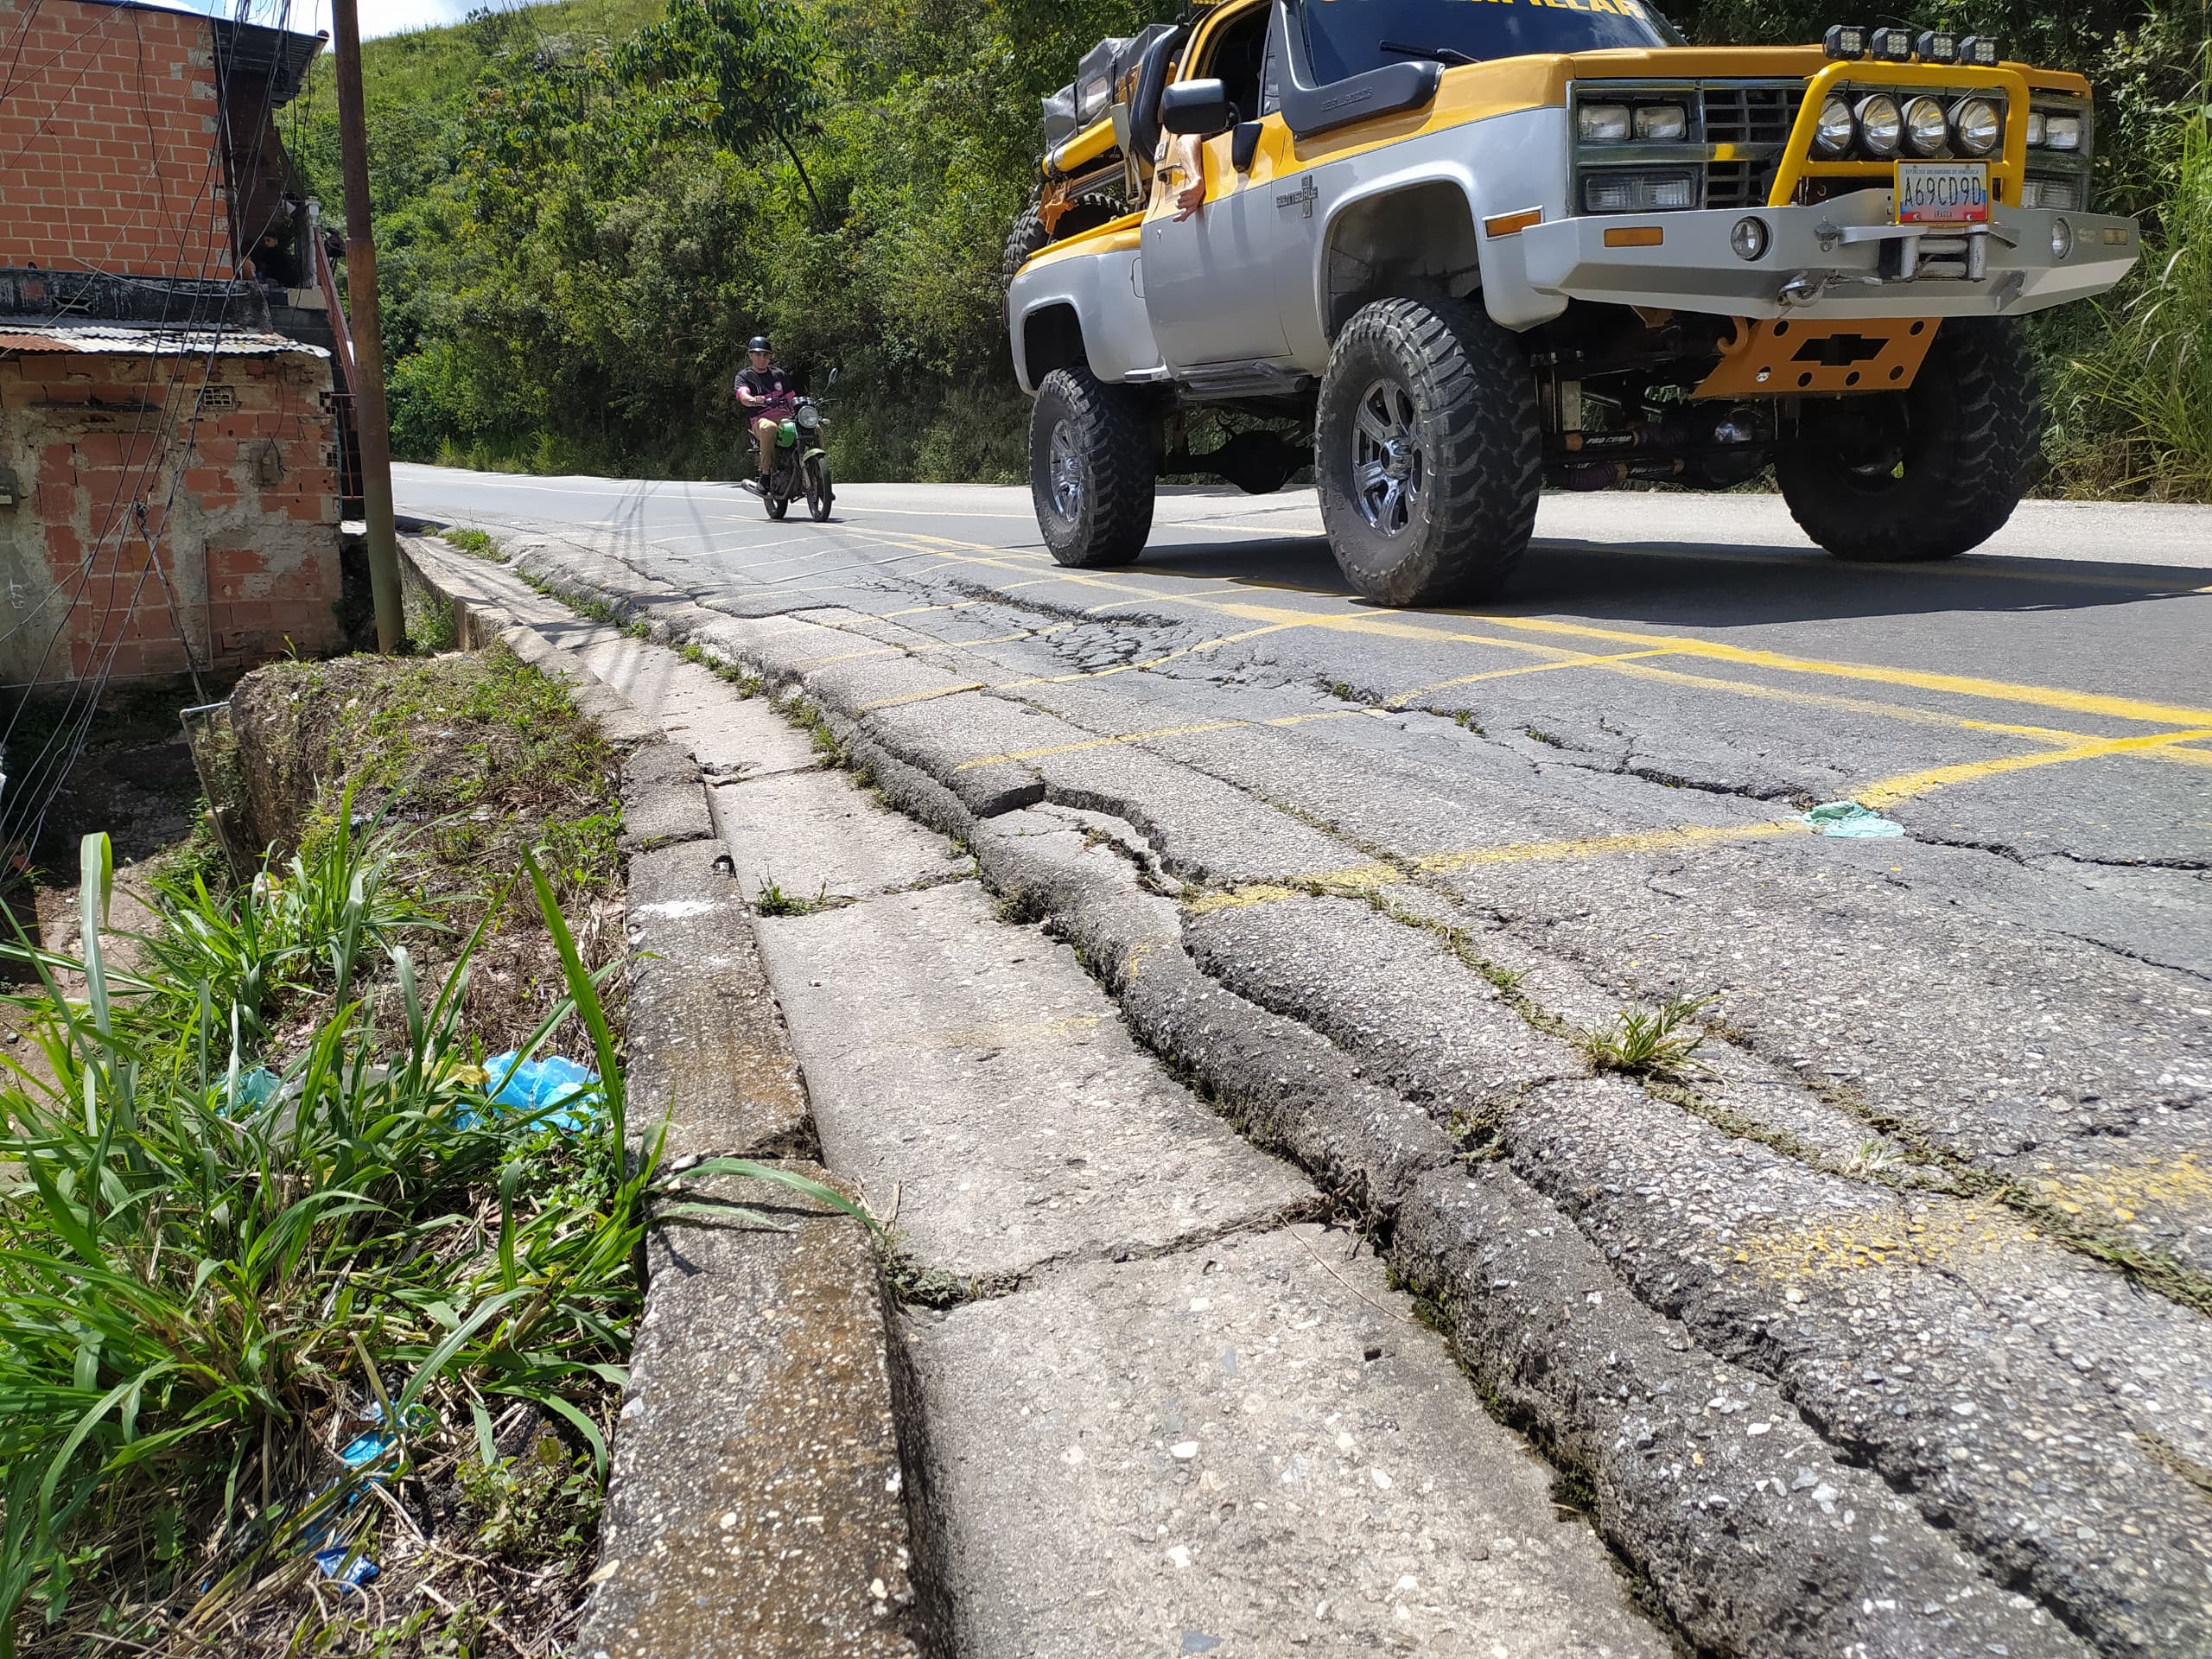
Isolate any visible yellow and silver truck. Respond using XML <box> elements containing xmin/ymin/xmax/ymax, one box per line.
<box><xmin>1003</xmin><ymin>1</ymin><xmax>2139</xmax><ymax>603</ymax></box>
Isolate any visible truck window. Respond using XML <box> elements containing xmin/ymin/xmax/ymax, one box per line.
<box><xmin>1299</xmin><ymin>0</ymin><xmax>1682</xmax><ymax>81</ymax></box>
<box><xmin>1202</xmin><ymin>6</ymin><xmax>1274</xmax><ymax>122</ymax></box>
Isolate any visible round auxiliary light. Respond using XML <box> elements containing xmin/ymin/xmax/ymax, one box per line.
<box><xmin>2050</xmin><ymin>216</ymin><xmax>2073</xmax><ymax>259</ymax></box>
<box><xmin>1731</xmin><ymin>216</ymin><xmax>1770</xmax><ymax>261</ymax></box>
<box><xmin>1903</xmin><ymin>95</ymin><xmax>1949</xmax><ymax>156</ymax></box>
<box><xmin>1815</xmin><ymin>95</ymin><xmax>1856</xmax><ymax>156</ymax></box>
<box><xmin>1855</xmin><ymin>93</ymin><xmax>1903</xmax><ymax>157</ymax></box>
<box><xmin>1951</xmin><ymin>96</ymin><xmax>2002</xmax><ymax>156</ymax></box>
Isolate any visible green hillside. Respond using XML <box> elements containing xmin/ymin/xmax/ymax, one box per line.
<box><xmin>296</xmin><ymin>0</ymin><xmax>2207</xmax><ymax>494</ymax></box>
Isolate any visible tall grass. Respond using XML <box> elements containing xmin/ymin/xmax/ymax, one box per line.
<box><xmin>0</xmin><ymin>823</ymin><xmax>861</xmax><ymax>1653</ymax></box>
<box><xmin>2047</xmin><ymin>59</ymin><xmax>2212</xmax><ymax>499</ymax></box>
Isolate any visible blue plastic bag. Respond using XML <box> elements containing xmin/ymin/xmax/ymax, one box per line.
<box><xmin>313</xmin><ymin>1544</ymin><xmax>379</xmax><ymax>1590</ymax></box>
<box><xmin>469</xmin><ymin>1051</ymin><xmax>603</xmax><ymax>1132</ymax></box>
<box><xmin>1797</xmin><ymin>800</ymin><xmax>1906</xmax><ymax>840</ymax></box>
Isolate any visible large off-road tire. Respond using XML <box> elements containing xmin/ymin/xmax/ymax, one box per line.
<box><xmin>1030</xmin><ymin>366</ymin><xmax>1156</xmax><ymax>568</ymax></box>
<box><xmin>1004</xmin><ymin>193</ymin><xmax>1122</xmax><ymax>290</ymax></box>
<box><xmin>1775</xmin><ymin>318</ymin><xmax>2039</xmax><ymax>562</ymax></box>
<box><xmin>1002</xmin><ymin>198</ymin><xmax>1050</xmax><ymax>289</ymax></box>
<box><xmin>1315</xmin><ymin>296</ymin><xmax>1541</xmax><ymax>606</ymax></box>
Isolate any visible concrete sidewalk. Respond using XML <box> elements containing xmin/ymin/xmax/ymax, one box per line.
<box><xmin>405</xmin><ymin>535</ymin><xmax>1673</xmax><ymax>1656</ymax></box>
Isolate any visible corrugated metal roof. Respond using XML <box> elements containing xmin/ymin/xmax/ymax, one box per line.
<box><xmin>0</xmin><ymin>320</ymin><xmax>327</xmax><ymax>359</ymax></box>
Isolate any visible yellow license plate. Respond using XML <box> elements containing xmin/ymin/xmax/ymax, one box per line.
<box><xmin>1895</xmin><ymin>161</ymin><xmax>1991</xmax><ymax>225</ymax></box>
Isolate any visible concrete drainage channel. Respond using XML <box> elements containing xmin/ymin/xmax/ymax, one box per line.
<box><xmin>403</xmin><ymin>536</ymin><xmax>2089</xmax><ymax>1659</ymax></box>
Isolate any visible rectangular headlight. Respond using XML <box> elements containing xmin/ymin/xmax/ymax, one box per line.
<box><xmin>1578</xmin><ymin>104</ymin><xmax>1632</xmax><ymax>143</ymax></box>
<box><xmin>1585</xmin><ymin>171</ymin><xmax>1696</xmax><ymax>213</ymax></box>
<box><xmin>1633</xmin><ymin>103</ymin><xmax>1688</xmax><ymax>141</ymax></box>
<box><xmin>2044</xmin><ymin>113</ymin><xmax>2083</xmax><ymax>150</ymax></box>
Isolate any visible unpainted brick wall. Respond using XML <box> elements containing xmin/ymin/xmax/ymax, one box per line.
<box><xmin>0</xmin><ymin>0</ymin><xmax>231</xmax><ymax>277</ymax></box>
<box><xmin>0</xmin><ymin>348</ymin><xmax>343</xmax><ymax>686</ymax></box>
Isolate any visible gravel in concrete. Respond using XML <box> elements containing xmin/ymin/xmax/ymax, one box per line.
<box><xmin>709</xmin><ymin>768</ymin><xmax>972</xmax><ymax>905</ymax></box>
<box><xmin>906</xmin><ymin>1223</ymin><xmax>1671</xmax><ymax>1659</ymax></box>
<box><xmin>623</xmin><ymin>838</ymin><xmax>811</xmax><ymax>1163</ymax></box>
<box><xmin>582</xmin><ymin>1167</ymin><xmax>924</xmax><ymax>1659</ymax></box>
<box><xmin>756</xmin><ymin>880</ymin><xmax>1314</xmax><ymax>1282</ymax></box>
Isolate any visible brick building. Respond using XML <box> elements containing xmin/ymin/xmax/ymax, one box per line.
<box><xmin>0</xmin><ymin>0</ymin><xmax>354</xmax><ymax>690</ymax></box>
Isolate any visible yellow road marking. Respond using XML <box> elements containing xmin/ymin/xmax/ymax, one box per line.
<box><xmin>954</xmin><ymin>707</ymin><xmax>1376</xmax><ymax>771</ymax></box>
<box><xmin>1386</xmin><ymin>647</ymin><xmax>1680</xmax><ymax>707</ymax></box>
<box><xmin>830</xmin><ymin>523</ymin><xmax>2212</xmax><ymax>730</ymax></box>
<box><xmin>856</xmin><ymin>681</ymin><xmax>992</xmax><ymax>711</ymax></box>
<box><xmin>1855</xmin><ymin>728</ymin><xmax>2212</xmax><ymax>807</ymax></box>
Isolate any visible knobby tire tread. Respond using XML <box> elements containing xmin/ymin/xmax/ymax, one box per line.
<box><xmin>1032</xmin><ymin>367</ymin><xmax>1155</xmax><ymax>568</ymax></box>
<box><xmin>1777</xmin><ymin>318</ymin><xmax>2038</xmax><ymax>563</ymax></box>
<box><xmin>1317</xmin><ymin>296</ymin><xmax>1541</xmax><ymax>606</ymax></box>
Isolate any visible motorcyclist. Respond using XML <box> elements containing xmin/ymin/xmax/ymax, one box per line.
<box><xmin>733</xmin><ymin>335</ymin><xmax>797</xmax><ymax>494</ymax></box>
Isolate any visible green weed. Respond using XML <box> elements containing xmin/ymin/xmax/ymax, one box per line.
<box><xmin>1578</xmin><ymin>993</ymin><xmax>1720</xmax><ymax>1081</ymax></box>
<box><xmin>0</xmin><ymin>828</ymin><xmax>865</xmax><ymax>1651</ymax></box>
<box><xmin>439</xmin><ymin>527</ymin><xmax>499</xmax><ymax>560</ymax></box>
<box><xmin>753</xmin><ymin>877</ymin><xmax>830</xmax><ymax>917</ymax></box>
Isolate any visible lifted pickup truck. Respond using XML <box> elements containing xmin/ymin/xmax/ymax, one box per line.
<box><xmin>1003</xmin><ymin>0</ymin><xmax>2139</xmax><ymax>603</ymax></box>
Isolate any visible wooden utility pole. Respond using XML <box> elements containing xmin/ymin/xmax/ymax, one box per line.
<box><xmin>331</xmin><ymin>0</ymin><xmax>404</xmax><ymax>653</ymax></box>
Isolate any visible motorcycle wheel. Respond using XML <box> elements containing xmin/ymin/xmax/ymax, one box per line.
<box><xmin>765</xmin><ymin>485</ymin><xmax>788</xmax><ymax>521</ymax></box>
<box><xmin>804</xmin><ymin>457</ymin><xmax>833</xmax><ymax>522</ymax></box>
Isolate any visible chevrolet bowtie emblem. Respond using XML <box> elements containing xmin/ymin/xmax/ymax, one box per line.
<box><xmin>1275</xmin><ymin>175</ymin><xmax>1319</xmax><ymax>218</ymax></box>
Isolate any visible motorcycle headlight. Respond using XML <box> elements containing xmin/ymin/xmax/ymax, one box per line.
<box><xmin>794</xmin><ymin>403</ymin><xmax>821</xmax><ymax>430</ymax></box>
<box><xmin>1814</xmin><ymin>95</ymin><xmax>1855</xmax><ymax>156</ymax></box>
<box><xmin>1855</xmin><ymin>94</ymin><xmax>1903</xmax><ymax>157</ymax></box>
<box><xmin>1903</xmin><ymin>95</ymin><xmax>1949</xmax><ymax>156</ymax></box>
<box><xmin>1578</xmin><ymin>103</ymin><xmax>1632</xmax><ymax>143</ymax></box>
<box><xmin>1951</xmin><ymin>96</ymin><xmax>2002</xmax><ymax>156</ymax></box>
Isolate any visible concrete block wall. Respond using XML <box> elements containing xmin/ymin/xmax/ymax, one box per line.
<box><xmin>0</xmin><ymin>0</ymin><xmax>230</xmax><ymax>278</ymax></box>
<box><xmin>0</xmin><ymin>348</ymin><xmax>343</xmax><ymax>686</ymax></box>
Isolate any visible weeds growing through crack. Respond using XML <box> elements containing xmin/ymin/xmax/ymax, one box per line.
<box><xmin>753</xmin><ymin>877</ymin><xmax>833</xmax><ymax>917</ymax></box>
<box><xmin>677</xmin><ymin>643</ymin><xmax>763</xmax><ymax>697</ymax></box>
<box><xmin>438</xmin><ymin>527</ymin><xmax>500</xmax><ymax>561</ymax></box>
<box><xmin>1578</xmin><ymin>994</ymin><xmax>1720</xmax><ymax>1082</ymax></box>
<box><xmin>1846</xmin><ymin>1138</ymin><xmax>1905</xmax><ymax>1176</ymax></box>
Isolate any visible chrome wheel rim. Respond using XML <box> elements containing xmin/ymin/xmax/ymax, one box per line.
<box><xmin>1048</xmin><ymin>421</ymin><xmax>1084</xmax><ymax>519</ymax></box>
<box><xmin>1350</xmin><ymin>378</ymin><xmax>1422</xmax><ymax>537</ymax></box>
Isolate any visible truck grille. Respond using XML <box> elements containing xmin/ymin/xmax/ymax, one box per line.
<box><xmin>1700</xmin><ymin>84</ymin><xmax>1803</xmax><ymax>209</ymax></box>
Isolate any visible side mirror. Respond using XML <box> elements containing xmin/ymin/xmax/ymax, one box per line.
<box><xmin>1160</xmin><ymin>78</ymin><xmax>1233</xmax><ymax>138</ymax></box>
<box><xmin>826</xmin><ymin>367</ymin><xmax>839</xmax><ymax>388</ymax></box>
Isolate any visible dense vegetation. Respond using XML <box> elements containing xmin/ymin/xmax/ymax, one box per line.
<box><xmin>294</xmin><ymin>0</ymin><xmax>2211</xmax><ymax>496</ymax></box>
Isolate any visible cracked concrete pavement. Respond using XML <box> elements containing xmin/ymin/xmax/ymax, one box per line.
<box><xmin>397</xmin><ymin>471</ymin><xmax>2211</xmax><ymax>1656</ymax></box>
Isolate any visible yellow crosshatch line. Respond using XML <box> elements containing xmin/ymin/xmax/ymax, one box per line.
<box><xmin>826</xmin><ymin>523</ymin><xmax>2212</xmax><ymax>730</ymax></box>
<box><xmin>1185</xmin><ymin>726</ymin><xmax>2212</xmax><ymax>910</ymax></box>
<box><xmin>788</xmin><ymin>524</ymin><xmax>2212</xmax><ymax>849</ymax></box>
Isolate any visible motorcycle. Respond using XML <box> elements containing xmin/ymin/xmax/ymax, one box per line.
<box><xmin>751</xmin><ymin>374</ymin><xmax>836</xmax><ymax>522</ymax></box>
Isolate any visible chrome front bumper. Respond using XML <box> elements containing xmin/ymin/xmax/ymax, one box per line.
<box><xmin>1518</xmin><ymin>190</ymin><xmax>2138</xmax><ymax>321</ymax></box>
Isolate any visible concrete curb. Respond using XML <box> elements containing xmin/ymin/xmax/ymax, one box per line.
<box><xmin>429</xmin><ymin>545</ymin><xmax>2101</xmax><ymax>1659</ymax></box>
<box><xmin>398</xmin><ymin>538</ymin><xmax>938</xmax><ymax>1657</ymax></box>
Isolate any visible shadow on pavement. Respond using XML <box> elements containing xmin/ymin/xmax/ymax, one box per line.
<box><xmin>1128</xmin><ymin>531</ymin><xmax>2210</xmax><ymax>626</ymax></box>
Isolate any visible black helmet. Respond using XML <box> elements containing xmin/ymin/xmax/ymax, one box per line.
<box><xmin>747</xmin><ymin>335</ymin><xmax>772</xmax><ymax>353</ymax></box>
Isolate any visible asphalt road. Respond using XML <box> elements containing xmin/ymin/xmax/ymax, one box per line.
<box><xmin>397</xmin><ymin>462</ymin><xmax>2212</xmax><ymax>1650</ymax></box>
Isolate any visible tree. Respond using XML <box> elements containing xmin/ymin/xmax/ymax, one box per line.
<box><xmin>616</xmin><ymin>0</ymin><xmax>830</xmax><ymax>228</ymax></box>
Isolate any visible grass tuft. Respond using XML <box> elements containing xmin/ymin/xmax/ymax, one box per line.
<box><xmin>1578</xmin><ymin>994</ymin><xmax>1720</xmax><ymax>1082</ymax></box>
